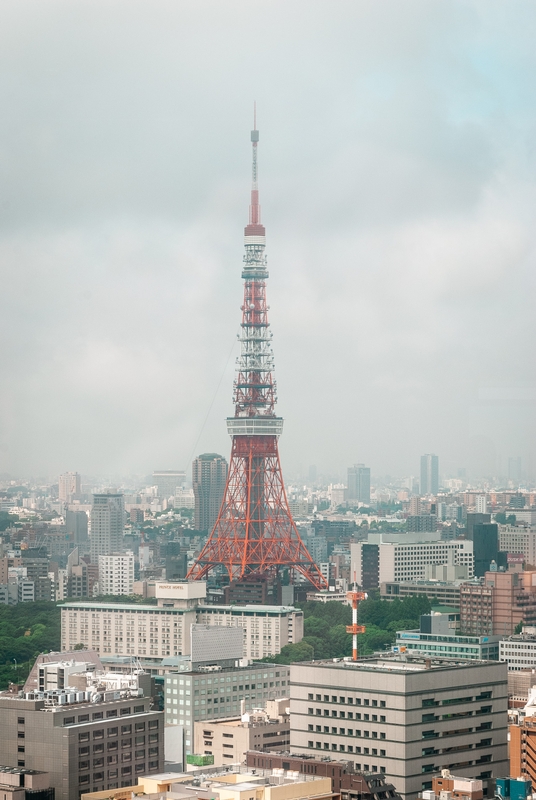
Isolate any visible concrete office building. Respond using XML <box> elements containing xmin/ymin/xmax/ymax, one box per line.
<box><xmin>165</xmin><ymin>664</ymin><xmax>291</xmax><ymax>758</ymax></box>
<box><xmin>0</xmin><ymin>669</ymin><xmax>163</xmax><ymax>800</ymax></box>
<box><xmin>347</xmin><ymin>465</ymin><xmax>371</xmax><ymax>504</ymax></box>
<box><xmin>193</xmin><ymin>698</ymin><xmax>290</xmax><ymax>764</ymax></box>
<box><xmin>98</xmin><ymin>552</ymin><xmax>134</xmax><ymax>596</ymax></box>
<box><xmin>289</xmin><ymin>654</ymin><xmax>508</xmax><ymax>800</ymax></box>
<box><xmin>192</xmin><ymin>454</ymin><xmax>227</xmax><ymax>533</ymax></box>
<box><xmin>421</xmin><ymin>455</ymin><xmax>439</xmax><ymax>496</ymax></box>
<box><xmin>90</xmin><ymin>494</ymin><xmax>124</xmax><ymax>562</ymax></box>
<box><xmin>351</xmin><ymin>535</ymin><xmax>473</xmax><ymax>589</ymax></box>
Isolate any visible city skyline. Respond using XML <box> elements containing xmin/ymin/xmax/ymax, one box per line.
<box><xmin>0</xmin><ymin>2</ymin><xmax>534</xmax><ymax>481</ymax></box>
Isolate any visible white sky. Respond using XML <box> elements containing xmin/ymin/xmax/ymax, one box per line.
<box><xmin>0</xmin><ymin>1</ymin><xmax>535</xmax><ymax>481</ymax></box>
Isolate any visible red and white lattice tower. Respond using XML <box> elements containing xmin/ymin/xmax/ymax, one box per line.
<box><xmin>187</xmin><ymin>117</ymin><xmax>327</xmax><ymax>590</ymax></box>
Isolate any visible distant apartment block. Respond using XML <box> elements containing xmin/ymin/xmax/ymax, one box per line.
<box><xmin>192</xmin><ymin>454</ymin><xmax>227</xmax><ymax>532</ymax></box>
<box><xmin>98</xmin><ymin>551</ymin><xmax>134</xmax><ymax>596</ymax></box>
<box><xmin>90</xmin><ymin>494</ymin><xmax>124</xmax><ymax>562</ymax></box>
<box><xmin>59</xmin><ymin>471</ymin><xmax>81</xmax><ymax>503</ymax></box>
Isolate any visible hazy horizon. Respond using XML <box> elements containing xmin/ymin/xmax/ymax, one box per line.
<box><xmin>0</xmin><ymin>1</ymin><xmax>535</xmax><ymax>481</ymax></box>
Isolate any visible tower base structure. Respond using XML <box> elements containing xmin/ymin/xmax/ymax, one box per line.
<box><xmin>187</xmin><ymin>433</ymin><xmax>326</xmax><ymax>590</ymax></box>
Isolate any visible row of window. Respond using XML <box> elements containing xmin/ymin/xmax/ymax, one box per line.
<box><xmin>307</xmin><ymin>724</ymin><xmax>386</xmax><ymax>740</ymax></box>
<box><xmin>307</xmin><ymin>694</ymin><xmax>385</xmax><ymax>707</ymax></box>
<box><xmin>78</xmin><ymin>722</ymin><xmax>155</xmax><ymax>741</ymax></box>
<box><xmin>308</xmin><ymin>708</ymin><xmax>386</xmax><ymax>722</ymax></box>
<box><xmin>63</xmin><ymin>706</ymin><xmax>145</xmax><ymax>726</ymax></box>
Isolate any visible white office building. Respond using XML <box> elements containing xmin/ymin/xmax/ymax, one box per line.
<box><xmin>351</xmin><ymin>533</ymin><xmax>473</xmax><ymax>587</ymax></box>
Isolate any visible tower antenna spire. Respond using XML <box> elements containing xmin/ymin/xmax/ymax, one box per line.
<box><xmin>187</xmin><ymin>120</ymin><xmax>327</xmax><ymax>591</ymax></box>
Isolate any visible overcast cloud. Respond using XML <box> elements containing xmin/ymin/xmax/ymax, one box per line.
<box><xmin>0</xmin><ymin>0</ymin><xmax>535</xmax><ymax>482</ymax></box>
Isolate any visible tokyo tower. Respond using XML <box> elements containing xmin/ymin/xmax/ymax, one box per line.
<box><xmin>187</xmin><ymin>117</ymin><xmax>327</xmax><ymax>591</ymax></box>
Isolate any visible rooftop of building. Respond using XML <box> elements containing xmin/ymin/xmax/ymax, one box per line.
<box><xmin>0</xmin><ymin>766</ymin><xmax>48</xmax><ymax>776</ymax></box>
<box><xmin>197</xmin><ymin>604</ymin><xmax>299</xmax><ymax>614</ymax></box>
<box><xmin>297</xmin><ymin>653</ymin><xmax>503</xmax><ymax>673</ymax></box>
<box><xmin>501</xmin><ymin>626</ymin><xmax>536</xmax><ymax>641</ymax></box>
<box><xmin>61</xmin><ymin>600</ymin><xmax>298</xmax><ymax>614</ymax></box>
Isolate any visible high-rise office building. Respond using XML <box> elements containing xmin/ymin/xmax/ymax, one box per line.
<box><xmin>192</xmin><ymin>453</ymin><xmax>228</xmax><ymax>532</ymax></box>
<box><xmin>290</xmin><ymin>655</ymin><xmax>508</xmax><ymax>799</ymax></box>
<box><xmin>420</xmin><ymin>454</ymin><xmax>439</xmax><ymax>495</ymax></box>
<box><xmin>152</xmin><ymin>470</ymin><xmax>186</xmax><ymax>498</ymax></box>
<box><xmin>58</xmin><ymin>471</ymin><xmax>81</xmax><ymax>503</ymax></box>
<box><xmin>90</xmin><ymin>494</ymin><xmax>124</xmax><ymax>563</ymax></box>
<box><xmin>347</xmin><ymin>464</ymin><xmax>371</xmax><ymax>504</ymax></box>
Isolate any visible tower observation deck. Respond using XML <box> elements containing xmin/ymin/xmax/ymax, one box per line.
<box><xmin>186</xmin><ymin>118</ymin><xmax>327</xmax><ymax>590</ymax></box>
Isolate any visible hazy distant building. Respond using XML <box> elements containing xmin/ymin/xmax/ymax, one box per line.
<box><xmin>65</xmin><ymin>509</ymin><xmax>88</xmax><ymax>545</ymax></box>
<box><xmin>90</xmin><ymin>494</ymin><xmax>124</xmax><ymax>562</ymax></box>
<box><xmin>420</xmin><ymin>454</ymin><xmax>439</xmax><ymax>495</ymax></box>
<box><xmin>347</xmin><ymin>463</ymin><xmax>371</xmax><ymax>504</ymax></box>
<box><xmin>509</xmin><ymin>457</ymin><xmax>522</xmax><ymax>483</ymax></box>
<box><xmin>192</xmin><ymin>453</ymin><xmax>228</xmax><ymax>532</ymax></box>
<box><xmin>58</xmin><ymin>471</ymin><xmax>81</xmax><ymax>503</ymax></box>
<box><xmin>153</xmin><ymin>470</ymin><xmax>186</xmax><ymax>498</ymax></box>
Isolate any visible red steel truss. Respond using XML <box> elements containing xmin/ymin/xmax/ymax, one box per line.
<box><xmin>187</xmin><ymin>118</ymin><xmax>327</xmax><ymax>590</ymax></box>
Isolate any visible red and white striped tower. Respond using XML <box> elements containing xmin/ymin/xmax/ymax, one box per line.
<box><xmin>346</xmin><ymin>574</ymin><xmax>367</xmax><ymax>661</ymax></box>
<box><xmin>186</xmin><ymin>117</ymin><xmax>327</xmax><ymax>590</ymax></box>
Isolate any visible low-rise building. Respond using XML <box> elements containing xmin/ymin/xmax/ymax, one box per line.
<box><xmin>80</xmin><ymin>766</ymin><xmax>335</xmax><ymax>800</ymax></box>
<box><xmin>0</xmin><ymin>765</ymin><xmax>54</xmax><ymax>800</ymax></box>
<box><xmin>193</xmin><ymin>699</ymin><xmax>290</xmax><ymax>765</ymax></box>
<box><xmin>396</xmin><ymin>609</ymin><xmax>500</xmax><ymax>661</ymax></box>
<box><xmin>246</xmin><ymin>752</ymin><xmax>403</xmax><ymax>800</ymax></box>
